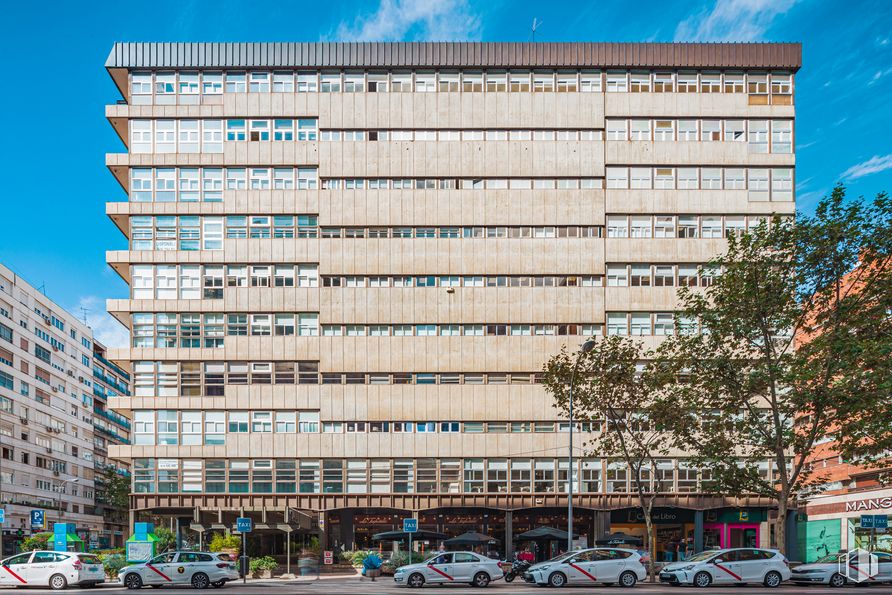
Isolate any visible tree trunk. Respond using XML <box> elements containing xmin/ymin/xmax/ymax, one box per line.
<box><xmin>775</xmin><ymin>497</ymin><xmax>788</xmax><ymax>556</ymax></box>
<box><xmin>643</xmin><ymin>507</ymin><xmax>656</xmax><ymax>583</ymax></box>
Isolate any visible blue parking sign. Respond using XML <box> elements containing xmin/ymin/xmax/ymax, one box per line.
<box><xmin>30</xmin><ymin>509</ymin><xmax>44</xmax><ymax>529</ymax></box>
<box><xmin>403</xmin><ymin>518</ymin><xmax>417</xmax><ymax>533</ymax></box>
<box><xmin>236</xmin><ymin>517</ymin><xmax>252</xmax><ymax>533</ymax></box>
<box><xmin>0</xmin><ymin>508</ymin><xmax>5</xmax><ymax>524</ymax></box>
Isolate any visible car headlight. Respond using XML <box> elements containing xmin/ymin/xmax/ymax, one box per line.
<box><xmin>682</xmin><ymin>565</ymin><xmax>695</xmax><ymax>571</ymax></box>
<box><xmin>538</xmin><ymin>565</ymin><xmax>550</xmax><ymax>572</ymax></box>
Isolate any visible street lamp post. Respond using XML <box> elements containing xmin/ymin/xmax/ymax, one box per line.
<box><xmin>53</xmin><ymin>477</ymin><xmax>80</xmax><ymax>524</ymax></box>
<box><xmin>568</xmin><ymin>339</ymin><xmax>596</xmax><ymax>553</ymax></box>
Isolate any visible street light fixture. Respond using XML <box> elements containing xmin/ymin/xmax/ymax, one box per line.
<box><xmin>568</xmin><ymin>339</ymin><xmax>596</xmax><ymax>553</ymax></box>
<box><xmin>54</xmin><ymin>477</ymin><xmax>80</xmax><ymax>521</ymax></box>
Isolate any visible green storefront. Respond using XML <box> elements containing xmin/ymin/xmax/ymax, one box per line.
<box><xmin>797</xmin><ymin>518</ymin><xmax>842</xmax><ymax>563</ymax></box>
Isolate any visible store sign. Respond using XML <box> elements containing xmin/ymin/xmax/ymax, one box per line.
<box><xmin>615</xmin><ymin>508</ymin><xmax>694</xmax><ymax>524</ymax></box>
<box><xmin>846</xmin><ymin>497</ymin><xmax>892</xmax><ymax>512</ymax></box>
<box><xmin>323</xmin><ymin>551</ymin><xmax>333</xmax><ymax>565</ymax></box>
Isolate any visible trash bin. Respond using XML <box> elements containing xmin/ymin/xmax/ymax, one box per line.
<box><xmin>239</xmin><ymin>555</ymin><xmax>250</xmax><ymax>578</ymax></box>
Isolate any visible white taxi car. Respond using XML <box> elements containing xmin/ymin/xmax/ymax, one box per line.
<box><xmin>119</xmin><ymin>550</ymin><xmax>239</xmax><ymax>589</ymax></box>
<box><xmin>393</xmin><ymin>551</ymin><xmax>503</xmax><ymax>588</ymax></box>
<box><xmin>525</xmin><ymin>547</ymin><xmax>646</xmax><ymax>587</ymax></box>
<box><xmin>660</xmin><ymin>548</ymin><xmax>790</xmax><ymax>587</ymax></box>
<box><xmin>791</xmin><ymin>551</ymin><xmax>892</xmax><ymax>586</ymax></box>
<box><xmin>0</xmin><ymin>550</ymin><xmax>105</xmax><ymax>590</ymax></box>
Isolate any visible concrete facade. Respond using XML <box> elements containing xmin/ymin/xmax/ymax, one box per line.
<box><xmin>103</xmin><ymin>42</ymin><xmax>799</xmax><ymax>558</ymax></box>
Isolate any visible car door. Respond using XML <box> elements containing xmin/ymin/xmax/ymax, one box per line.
<box><xmin>596</xmin><ymin>549</ymin><xmax>630</xmax><ymax>582</ymax></box>
<box><xmin>176</xmin><ymin>552</ymin><xmax>201</xmax><ymax>584</ymax></box>
<box><xmin>873</xmin><ymin>552</ymin><xmax>892</xmax><ymax>582</ymax></box>
<box><xmin>425</xmin><ymin>553</ymin><xmax>454</xmax><ymax>583</ymax></box>
<box><xmin>25</xmin><ymin>551</ymin><xmax>60</xmax><ymax>585</ymax></box>
<box><xmin>734</xmin><ymin>549</ymin><xmax>764</xmax><ymax>582</ymax></box>
<box><xmin>452</xmin><ymin>552</ymin><xmax>479</xmax><ymax>581</ymax></box>
<box><xmin>144</xmin><ymin>552</ymin><xmax>177</xmax><ymax>585</ymax></box>
<box><xmin>711</xmin><ymin>550</ymin><xmax>743</xmax><ymax>584</ymax></box>
<box><xmin>0</xmin><ymin>552</ymin><xmax>33</xmax><ymax>587</ymax></box>
<box><xmin>564</xmin><ymin>550</ymin><xmax>596</xmax><ymax>584</ymax></box>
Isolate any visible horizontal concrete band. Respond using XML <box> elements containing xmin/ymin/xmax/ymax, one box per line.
<box><xmin>106</xmin><ymin>42</ymin><xmax>803</xmax><ymax>70</ymax></box>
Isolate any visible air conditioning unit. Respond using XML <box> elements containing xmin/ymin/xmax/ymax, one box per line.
<box><xmin>20</xmin><ymin>417</ymin><xmax>28</xmax><ymax>425</ymax></box>
<box><xmin>46</xmin><ymin>425</ymin><xmax>53</xmax><ymax>431</ymax></box>
<box><xmin>67</xmin><ymin>371</ymin><xmax>74</xmax><ymax>377</ymax></box>
<box><xmin>51</xmin><ymin>387</ymin><xmax>57</xmax><ymax>392</ymax></box>
<box><xmin>53</xmin><ymin>428</ymin><xmax>61</xmax><ymax>434</ymax></box>
<box><xmin>52</xmin><ymin>346</ymin><xmax>59</xmax><ymax>352</ymax></box>
<box><xmin>44</xmin><ymin>317</ymin><xmax>51</xmax><ymax>326</ymax></box>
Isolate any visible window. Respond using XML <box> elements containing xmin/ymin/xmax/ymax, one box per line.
<box><xmin>748</xmin><ymin>120</ymin><xmax>769</xmax><ymax>153</ymax></box>
<box><xmin>606</xmin><ymin>72</ymin><xmax>627</xmax><ymax>92</ymax></box>
<box><xmin>272</xmin><ymin>72</ymin><xmax>293</xmax><ymax>92</ymax></box>
<box><xmin>772</xmin><ymin>168</ymin><xmax>793</xmax><ymax>201</ymax></box>
<box><xmin>772</xmin><ymin>120</ymin><xmax>792</xmax><ymax>153</ymax></box>
<box><xmin>749</xmin><ymin>169</ymin><xmax>770</xmax><ymax>201</ymax></box>
<box><xmin>606</xmin><ymin>167</ymin><xmax>629</xmax><ymax>189</ymax></box>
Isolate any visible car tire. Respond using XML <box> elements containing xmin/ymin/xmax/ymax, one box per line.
<box><xmin>407</xmin><ymin>572</ymin><xmax>425</xmax><ymax>588</ymax></box>
<box><xmin>472</xmin><ymin>572</ymin><xmax>491</xmax><ymax>587</ymax></box>
<box><xmin>764</xmin><ymin>570</ymin><xmax>783</xmax><ymax>588</ymax></box>
<box><xmin>548</xmin><ymin>571</ymin><xmax>568</xmax><ymax>587</ymax></box>
<box><xmin>192</xmin><ymin>572</ymin><xmax>211</xmax><ymax>589</ymax></box>
<box><xmin>694</xmin><ymin>571</ymin><xmax>712</xmax><ymax>587</ymax></box>
<box><xmin>49</xmin><ymin>574</ymin><xmax>68</xmax><ymax>591</ymax></box>
<box><xmin>829</xmin><ymin>573</ymin><xmax>846</xmax><ymax>587</ymax></box>
<box><xmin>620</xmin><ymin>571</ymin><xmax>638</xmax><ymax>588</ymax></box>
<box><xmin>124</xmin><ymin>573</ymin><xmax>144</xmax><ymax>590</ymax></box>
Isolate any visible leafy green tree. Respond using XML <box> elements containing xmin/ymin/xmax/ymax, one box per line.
<box><xmin>659</xmin><ymin>186</ymin><xmax>892</xmax><ymax>553</ymax></box>
<box><xmin>21</xmin><ymin>532</ymin><xmax>52</xmax><ymax>551</ymax></box>
<box><xmin>153</xmin><ymin>526</ymin><xmax>177</xmax><ymax>553</ymax></box>
<box><xmin>543</xmin><ymin>335</ymin><xmax>676</xmax><ymax>580</ymax></box>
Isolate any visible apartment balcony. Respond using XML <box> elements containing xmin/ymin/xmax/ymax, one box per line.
<box><xmin>92</xmin><ymin>369</ymin><xmax>130</xmax><ymax>396</ymax></box>
<box><xmin>93</xmin><ymin>406</ymin><xmax>132</xmax><ymax>430</ymax></box>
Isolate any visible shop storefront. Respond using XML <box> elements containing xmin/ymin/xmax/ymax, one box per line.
<box><xmin>703</xmin><ymin>508</ymin><xmax>765</xmax><ymax>549</ymax></box>
<box><xmin>801</xmin><ymin>489</ymin><xmax>892</xmax><ymax>557</ymax></box>
<box><xmin>610</xmin><ymin>508</ymin><xmax>695</xmax><ymax>562</ymax></box>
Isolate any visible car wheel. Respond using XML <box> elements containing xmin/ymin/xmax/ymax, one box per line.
<box><xmin>472</xmin><ymin>572</ymin><xmax>491</xmax><ymax>587</ymax></box>
<box><xmin>49</xmin><ymin>574</ymin><xmax>68</xmax><ymax>591</ymax></box>
<box><xmin>764</xmin><ymin>570</ymin><xmax>783</xmax><ymax>588</ymax></box>
<box><xmin>548</xmin><ymin>571</ymin><xmax>567</xmax><ymax>587</ymax></box>
<box><xmin>125</xmin><ymin>573</ymin><xmax>144</xmax><ymax>590</ymax></box>
<box><xmin>620</xmin><ymin>571</ymin><xmax>638</xmax><ymax>588</ymax></box>
<box><xmin>829</xmin><ymin>573</ymin><xmax>846</xmax><ymax>587</ymax></box>
<box><xmin>408</xmin><ymin>572</ymin><xmax>425</xmax><ymax>588</ymax></box>
<box><xmin>192</xmin><ymin>572</ymin><xmax>211</xmax><ymax>589</ymax></box>
<box><xmin>694</xmin><ymin>571</ymin><xmax>712</xmax><ymax>587</ymax></box>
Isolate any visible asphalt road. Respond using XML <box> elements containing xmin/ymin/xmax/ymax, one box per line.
<box><xmin>3</xmin><ymin>577</ymin><xmax>890</xmax><ymax>594</ymax></box>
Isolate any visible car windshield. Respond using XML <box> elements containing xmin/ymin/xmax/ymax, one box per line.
<box><xmin>543</xmin><ymin>552</ymin><xmax>575</xmax><ymax>564</ymax></box>
<box><xmin>684</xmin><ymin>551</ymin><xmax>718</xmax><ymax>563</ymax></box>
<box><xmin>815</xmin><ymin>553</ymin><xmax>845</xmax><ymax>564</ymax></box>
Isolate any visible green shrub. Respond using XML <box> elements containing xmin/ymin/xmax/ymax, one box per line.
<box><xmin>249</xmin><ymin>555</ymin><xmax>278</xmax><ymax>576</ymax></box>
<box><xmin>208</xmin><ymin>533</ymin><xmax>242</xmax><ymax>553</ymax></box>
<box><xmin>386</xmin><ymin>551</ymin><xmax>426</xmax><ymax>568</ymax></box>
<box><xmin>99</xmin><ymin>553</ymin><xmax>127</xmax><ymax>579</ymax></box>
<box><xmin>153</xmin><ymin>527</ymin><xmax>176</xmax><ymax>552</ymax></box>
<box><xmin>21</xmin><ymin>533</ymin><xmax>52</xmax><ymax>551</ymax></box>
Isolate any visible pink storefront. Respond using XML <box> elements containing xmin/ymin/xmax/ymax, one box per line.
<box><xmin>703</xmin><ymin>522</ymin><xmax>760</xmax><ymax>549</ymax></box>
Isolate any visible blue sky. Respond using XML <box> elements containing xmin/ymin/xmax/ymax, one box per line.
<box><xmin>1</xmin><ymin>0</ymin><xmax>890</xmax><ymax>347</ymax></box>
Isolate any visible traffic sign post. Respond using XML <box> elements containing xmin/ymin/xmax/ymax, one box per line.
<box><xmin>236</xmin><ymin>518</ymin><xmax>252</xmax><ymax>585</ymax></box>
<box><xmin>0</xmin><ymin>508</ymin><xmax>4</xmax><ymax>557</ymax></box>
<box><xmin>403</xmin><ymin>518</ymin><xmax>417</xmax><ymax>562</ymax></box>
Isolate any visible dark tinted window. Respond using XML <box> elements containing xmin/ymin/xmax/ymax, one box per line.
<box><xmin>430</xmin><ymin>553</ymin><xmax>452</xmax><ymax>565</ymax></box>
<box><xmin>77</xmin><ymin>554</ymin><xmax>101</xmax><ymax>564</ymax></box>
<box><xmin>32</xmin><ymin>552</ymin><xmax>57</xmax><ymax>563</ymax></box>
<box><xmin>714</xmin><ymin>550</ymin><xmax>740</xmax><ymax>563</ymax></box>
<box><xmin>178</xmin><ymin>553</ymin><xmax>199</xmax><ymax>563</ymax></box>
<box><xmin>3</xmin><ymin>553</ymin><xmax>32</xmax><ymax>565</ymax></box>
<box><xmin>197</xmin><ymin>553</ymin><xmax>214</xmax><ymax>562</ymax></box>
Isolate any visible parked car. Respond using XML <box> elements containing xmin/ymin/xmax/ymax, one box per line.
<box><xmin>0</xmin><ymin>550</ymin><xmax>104</xmax><ymax>590</ymax></box>
<box><xmin>660</xmin><ymin>547</ymin><xmax>790</xmax><ymax>587</ymax></box>
<box><xmin>524</xmin><ymin>547</ymin><xmax>647</xmax><ymax>587</ymax></box>
<box><xmin>119</xmin><ymin>550</ymin><xmax>239</xmax><ymax>589</ymax></box>
<box><xmin>393</xmin><ymin>551</ymin><xmax>503</xmax><ymax>587</ymax></box>
<box><xmin>791</xmin><ymin>551</ymin><xmax>892</xmax><ymax>586</ymax></box>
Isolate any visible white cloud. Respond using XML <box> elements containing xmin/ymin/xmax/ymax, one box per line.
<box><xmin>869</xmin><ymin>67</ymin><xmax>892</xmax><ymax>85</ymax></box>
<box><xmin>675</xmin><ymin>0</ymin><xmax>798</xmax><ymax>41</ymax></box>
<box><xmin>335</xmin><ymin>0</ymin><xmax>482</xmax><ymax>42</ymax></box>
<box><xmin>840</xmin><ymin>154</ymin><xmax>892</xmax><ymax>181</ymax></box>
<box><xmin>71</xmin><ymin>296</ymin><xmax>129</xmax><ymax>349</ymax></box>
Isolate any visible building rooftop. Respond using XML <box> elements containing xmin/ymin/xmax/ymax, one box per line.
<box><xmin>106</xmin><ymin>41</ymin><xmax>802</xmax><ymax>70</ymax></box>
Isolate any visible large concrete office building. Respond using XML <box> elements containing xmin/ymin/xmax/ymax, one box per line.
<box><xmin>0</xmin><ymin>265</ymin><xmax>106</xmax><ymax>555</ymax></box>
<box><xmin>103</xmin><ymin>42</ymin><xmax>800</xmax><ymax>560</ymax></box>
